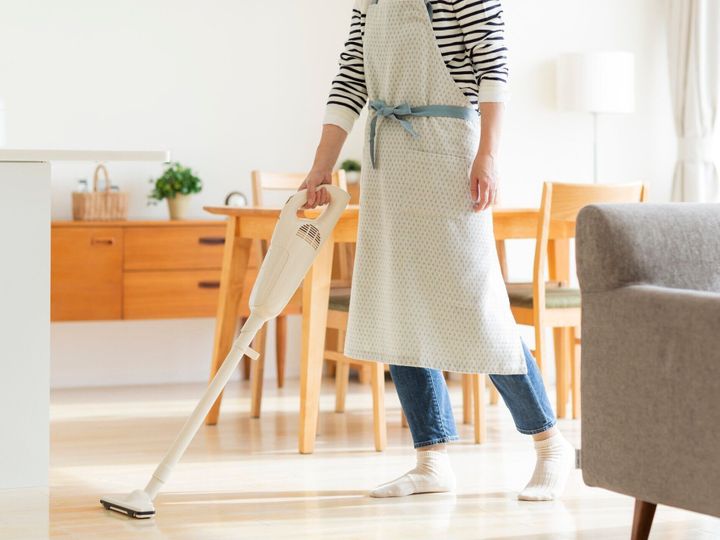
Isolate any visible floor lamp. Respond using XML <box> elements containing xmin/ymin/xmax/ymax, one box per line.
<box><xmin>556</xmin><ymin>52</ymin><xmax>635</xmax><ymax>183</ymax></box>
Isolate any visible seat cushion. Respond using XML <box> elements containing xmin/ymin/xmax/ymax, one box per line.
<box><xmin>328</xmin><ymin>292</ymin><xmax>351</xmax><ymax>312</ymax></box>
<box><xmin>506</xmin><ymin>282</ymin><xmax>581</xmax><ymax>309</ymax></box>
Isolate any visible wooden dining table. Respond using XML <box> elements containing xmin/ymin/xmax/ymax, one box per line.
<box><xmin>203</xmin><ymin>204</ymin><xmax>570</xmax><ymax>454</ymax></box>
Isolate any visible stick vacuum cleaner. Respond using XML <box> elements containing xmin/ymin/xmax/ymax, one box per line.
<box><xmin>100</xmin><ymin>185</ymin><xmax>350</xmax><ymax>518</ymax></box>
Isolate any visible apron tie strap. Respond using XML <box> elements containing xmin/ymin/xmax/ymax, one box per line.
<box><xmin>368</xmin><ymin>99</ymin><xmax>477</xmax><ymax>168</ymax></box>
<box><xmin>369</xmin><ymin>100</ymin><xmax>420</xmax><ymax>168</ymax></box>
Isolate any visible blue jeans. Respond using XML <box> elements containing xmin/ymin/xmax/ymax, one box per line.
<box><xmin>390</xmin><ymin>339</ymin><xmax>556</xmax><ymax>448</ymax></box>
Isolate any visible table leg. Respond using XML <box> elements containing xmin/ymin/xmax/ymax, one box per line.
<box><xmin>548</xmin><ymin>239</ymin><xmax>571</xmax><ymax>417</ymax></box>
<box><xmin>205</xmin><ymin>217</ymin><xmax>252</xmax><ymax>426</ymax></box>
<box><xmin>298</xmin><ymin>237</ymin><xmax>335</xmax><ymax>454</ymax></box>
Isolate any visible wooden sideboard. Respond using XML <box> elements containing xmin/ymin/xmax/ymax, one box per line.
<box><xmin>51</xmin><ymin>220</ymin><xmax>227</xmax><ymax>321</ymax></box>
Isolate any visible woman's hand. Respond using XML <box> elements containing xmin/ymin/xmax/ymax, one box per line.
<box><xmin>470</xmin><ymin>153</ymin><xmax>498</xmax><ymax>212</ymax></box>
<box><xmin>299</xmin><ymin>168</ymin><xmax>332</xmax><ymax>209</ymax></box>
<box><xmin>299</xmin><ymin>124</ymin><xmax>349</xmax><ymax>208</ymax></box>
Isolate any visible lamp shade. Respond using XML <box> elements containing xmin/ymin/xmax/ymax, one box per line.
<box><xmin>556</xmin><ymin>52</ymin><xmax>635</xmax><ymax>114</ymax></box>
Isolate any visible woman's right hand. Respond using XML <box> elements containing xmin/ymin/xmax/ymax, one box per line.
<box><xmin>298</xmin><ymin>168</ymin><xmax>332</xmax><ymax>209</ymax></box>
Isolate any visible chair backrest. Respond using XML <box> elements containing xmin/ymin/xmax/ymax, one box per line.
<box><xmin>544</xmin><ymin>182</ymin><xmax>647</xmax><ymax>223</ymax></box>
<box><xmin>532</xmin><ymin>181</ymin><xmax>645</xmax><ymax>316</ymax></box>
<box><xmin>251</xmin><ymin>170</ymin><xmax>348</xmax><ymax>206</ymax></box>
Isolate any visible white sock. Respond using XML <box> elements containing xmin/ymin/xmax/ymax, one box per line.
<box><xmin>370</xmin><ymin>450</ymin><xmax>456</xmax><ymax>498</ymax></box>
<box><xmin>518</xmin><ymin>432</ymin><xmax>575</xmax><ymax>501</ymax></box>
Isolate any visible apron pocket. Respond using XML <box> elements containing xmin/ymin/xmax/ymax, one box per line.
<box><xmin>410</xmin><ymin>116</ymin><xmax>480</xmax><ymax>161</ymax></box>
<box><xmin>402</xmin><ymin>148</ymin><xmax>474</xmax><ymax>217</ymax></box>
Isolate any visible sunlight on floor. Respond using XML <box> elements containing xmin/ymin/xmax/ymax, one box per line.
<box><xmin>2</xmin><ymin>378</ymin><xmax>718</xmax><ymax>539</ymax></box>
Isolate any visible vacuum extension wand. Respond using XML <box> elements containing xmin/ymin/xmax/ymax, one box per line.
<box><xmin>101</xmin><ymin>185</ymin><xmax>351</xmax><ymax>518</ymax></box>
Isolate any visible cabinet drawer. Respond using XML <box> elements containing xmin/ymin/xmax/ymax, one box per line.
<box><xmin>124</xmin><ymin>226</ymin><xmax>225</xmax><ymax>270</ymax></box>
<box><xmin>51</xmin><ymin>227</ymin><xmax>123</xmax><ymax>321</ymax></box>
<box><xmin>123</xmin><ymin>270</ymin><xmax>221</xmax><ymax>319</ymax></box>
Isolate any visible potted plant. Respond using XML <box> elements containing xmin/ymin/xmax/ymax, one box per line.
<box><xmin>148</xmin><ymin>162</ymin><xmax>203</xmax><ymax>220</ymax></box>
<box><xmin>340</xmin><ymin>159</ymin><xmax>361</xmax><ymax>183</ymax></box>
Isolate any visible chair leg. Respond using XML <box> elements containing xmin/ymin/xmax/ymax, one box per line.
<box><xmin>631</xmin><ymin>499</ymin><xmax>657</xmax><ymax>540</ymax></box>
<box><xmin>472</xmin><ymin>374</ymin><xmax>486</xmax><ymax>444</ymax></box>
<box><xmin>240</xmin><ymin>317</ymin><xmax>251</xmax><ymax>380</ymax></box>
<box><xmin>334</xmin><ymin>330</ymin><xmax>349</xmax><ymax>413</ymax></box>
<box><xmin>571</xmin><ymin>327</ymin><xmax>581</xmax><ymax>419</ymax></box>
<box><xmin>462</xmin><ymin>374</ymin><xmax>473</xmax><ymax>425</ymax></box>
<box><xmin>370</xmin><ymin>362</ymin><xmax>387</xmax><ymax>451</ymax></box>
<box><xmin>400</xmin><ymin>410</ymin><xmax>409</xmax><ymax>428</ymax></box>
<box><xmin>250</xmin><ymin>323</ymin><xmax>267</xmax><ymax>419</ymax></box>
<box><xmin>554</xmin><ymin>327</ymin><xmax>570</xmax><ymax>419</ymax></box>
<box><xmin>275</xmin><ymin>316</ymin><xmax>286</xmax><ymax>388</ymax></box>
<box><xmin>335</xmin><ymin>359</ymin><xmax>350</xmax><ymax>413</ymax></box>
<box><xmin>488</xmin><ymin>376</ymin><xmax>500</xmax><ymax>405</ymax></box>
<box><xmin>358</xmin><ymin>364</ymin><xmax>371</xmax><ymax>384</ymax></box>
<box><xmin>534</xmin><ymin>323</ymin><xmax>547</xmax><ymax>382</ymax></box>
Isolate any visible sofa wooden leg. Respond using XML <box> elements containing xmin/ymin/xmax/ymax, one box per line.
<box><xmin>631</xmin><ymin>499</ymin><xmax>657</xmax><ymax>540</ymax></box>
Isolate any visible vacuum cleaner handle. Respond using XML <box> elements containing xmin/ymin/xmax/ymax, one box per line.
<box><xmin>281</xmin><ymin>184</ymin><xmax>351</xmax><ymax>235</ymax></box>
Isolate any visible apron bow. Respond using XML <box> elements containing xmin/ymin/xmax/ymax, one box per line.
<box><xmin>369</xmin><ymin>100</ymin><xmax>420</xmax><ymax>169</ymax></box>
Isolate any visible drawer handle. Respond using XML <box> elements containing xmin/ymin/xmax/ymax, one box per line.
<box><xmin>197</xmin><ymin>280</ymin><xmax>221</xmax><ymax>289</ymax></box>
<box><xmin>198</xmin><ymin>237</ymin><xmax>225</xmax><ymax>246</ymax></box>
<box><xmin>91</xmin><ymin>237</ymin><xmax>116</xmax><ymax>246</ymax></box>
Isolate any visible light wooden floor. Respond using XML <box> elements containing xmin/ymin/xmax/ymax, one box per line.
<box><xmin>4</xmin><ymin>378</ymin><xmax>719</xmax><ymax>540</ymax></box>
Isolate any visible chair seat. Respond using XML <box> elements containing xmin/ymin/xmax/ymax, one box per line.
<box><xmin>506</xmin><ymin>282</ymin><xmax>581</xmax><ymax>309</ymax></box>
<box><xmin>329</xmin><ymin>291</ymin><xmax>351</xmax><ymax>312</ymax></box>
<box><xmin>330</xmin><ymin>286</ymin><xmax>580</xmax><ymax>311</ymax></box>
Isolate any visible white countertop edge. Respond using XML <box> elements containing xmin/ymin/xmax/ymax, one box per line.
<box><xmin>0</xmin><ymin>149</ymin><xmax>171</xmax><ymax>163</ymax></box>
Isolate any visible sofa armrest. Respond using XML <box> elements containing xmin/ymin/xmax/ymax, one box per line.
<box><xmin>576</xmin><ymin>203</ymin><xmax>720</xmax><ymax>293</ymax></box>
<box><xmin>582</xmin><ymin>284</ymin><xmax>720</xmax><ymax>518</ymax></box>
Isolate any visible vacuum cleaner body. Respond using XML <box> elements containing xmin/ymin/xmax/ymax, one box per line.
<box><xmin>249</xmin><ymin>189</ymin><xmax>345</xmax><ymax>320</ymax></box>
<box><xmin>101</xmin><ymin>185</ymin><xmax>350</xmax><ymax>518</ymax></box>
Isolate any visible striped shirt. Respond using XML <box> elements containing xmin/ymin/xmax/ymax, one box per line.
<box><xmin>324</xmin><ymin>0</ymin><xmax>509</xmax><ymax>133</ymax></box>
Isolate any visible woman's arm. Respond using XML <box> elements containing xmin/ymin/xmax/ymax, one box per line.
<box><xmin>471</xmin><ymin>102</ymin><xmax>504</xmax><ymax>212</ymax></box>
<box><xmin>302</xmin><ymin>1</ymin><xmax>368</xmax><ymax>208</ymax></box>
<box><xmin>457</xmin><ymin>0</ymin><xmax>510</xmax><ymax>212</ymax></box>
<box><xmin>300</xmin><ymin>125</ymin><xmax>348</xmax><ymax>208</ymax></box>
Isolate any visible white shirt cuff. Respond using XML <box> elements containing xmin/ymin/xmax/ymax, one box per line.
<box><xmin>478</xmin><ymin>81</ymin><xmax>511</xmax><ymax>103</ymax></box>
<box><xmin>323</xmin><ymin>104</ymin><xmax>360</xmax><ymax>134</ymax></box>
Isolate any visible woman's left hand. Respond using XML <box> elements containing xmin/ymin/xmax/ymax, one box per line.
<box><xmin>470</xmin><ymin>153</ymin><xmax>498</xmax><ymax>212</ymax></box>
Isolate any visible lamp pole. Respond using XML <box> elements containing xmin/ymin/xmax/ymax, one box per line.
<box><xmin>592</xmin><ymin>112</ymin><xmax>599</xmax><ymax>183</ymax></box>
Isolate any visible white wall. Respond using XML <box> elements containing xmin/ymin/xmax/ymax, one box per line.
<box><xmin>0</xmin><ymin>0</ymin><xmax>680</xmax><ymax>388</ymax></box>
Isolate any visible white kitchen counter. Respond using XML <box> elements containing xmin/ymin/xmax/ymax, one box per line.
<box><xmin>0</xmin><ymin>148</ymin><xmax>169</xmax><ymax>490</ymax></box>
<box><xmin>0</xmin><ymin>148</ymin><xmax>170</xmax><ymax>163</ymax></box>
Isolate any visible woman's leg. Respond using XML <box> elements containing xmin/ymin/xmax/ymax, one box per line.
<box><xmin>489</xmin><ymin>339</ymin><xmax>575</xmax><ymax>501</ymax></box>
<box><xmin>370</xmin><ymin>365</ymin><xmax>458</xmax><ymax>497</ymax></box>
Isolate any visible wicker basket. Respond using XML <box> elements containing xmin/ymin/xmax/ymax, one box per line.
<box><xmin>72</xmin><ymin>164</ymin><xmax>129</xmax><ymax>221</ymax></box>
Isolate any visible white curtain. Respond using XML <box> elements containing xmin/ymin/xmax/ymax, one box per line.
<box><xmin>667</xmin><ymin>0</ymin><xmax>720</xmax><ymax>202</ymax></box>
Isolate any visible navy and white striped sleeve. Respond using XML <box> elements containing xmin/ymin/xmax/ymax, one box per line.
<box><xmin>323</xmin><ymin>2</ymin><xmax>369</xmax><ymax>133</ymax></box>
<box><xmin>455</xmin><ymin>0</ymin><xmax>510</xmax><ymax>102</ymax></box>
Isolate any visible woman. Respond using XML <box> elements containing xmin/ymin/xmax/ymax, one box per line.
<box><xmin>300</xmin><ymin>0</ymin><xmax>574</xmax><ymax>500</ymax></box>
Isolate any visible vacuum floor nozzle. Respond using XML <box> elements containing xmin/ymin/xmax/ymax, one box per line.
<box><xmin>100</xmin><ymin>490</ymin><xmax>156</xmax><ymax>519</ymax></box>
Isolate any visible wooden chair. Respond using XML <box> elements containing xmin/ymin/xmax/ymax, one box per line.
<box><xmin>246</xmin><ymin>170</ymin><xmax>346</xmax><ymax>405</ymax></box>
<box><xmin>506</xmin><ymin>182</ymin><xmax>646</xmax><ymax>419</ymax></box>
<box><xmin>324</xmin><ymin>289</ymin><xmax>387</xmax><ymax>451</ymax></box>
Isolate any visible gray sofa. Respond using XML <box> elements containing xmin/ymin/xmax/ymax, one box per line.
<box><xmin>576</xmin><ymin>203</ymin><xmax>720</xmax><ymax>539</ymax></box>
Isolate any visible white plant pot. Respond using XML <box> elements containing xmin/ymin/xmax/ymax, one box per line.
<box><xmin>167</xmin><ymin>194</ymin><xmax>191</xmax><ymax>220</ymax></box>
<box><xmin>346</xmin><ymin>171</ymin><xmax>360</xmax><ymax>183</ymax></box>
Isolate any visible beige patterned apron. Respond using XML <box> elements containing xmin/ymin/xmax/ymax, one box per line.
<box><xmin>343</xmin><ymin>0</ymin><xmax>526</xmax><ymax>375</ymax></box>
